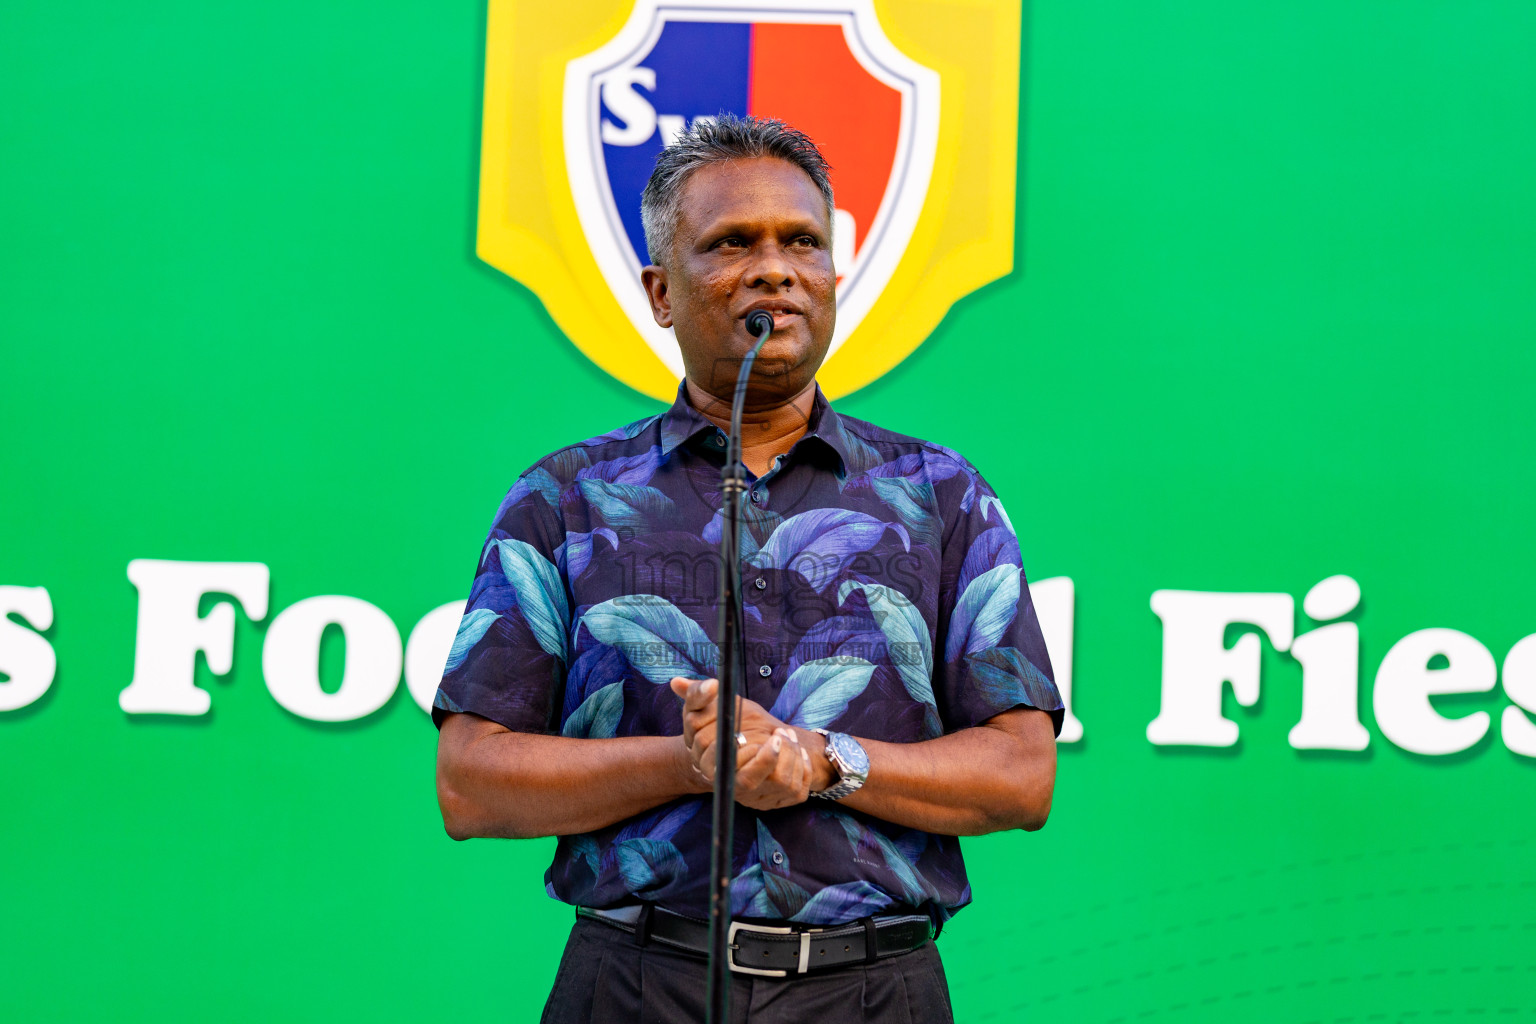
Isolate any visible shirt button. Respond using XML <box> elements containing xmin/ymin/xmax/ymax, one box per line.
<box><xmin>758</xmin><ymin>664</ymin><xmax>772</xmax><ymax>678</ymax></box>
<box><xmin>711</xmin><ymin>433</ymin><xmax>725</xmax><ymax>447</ymax></box>
<box><xmin>771</xmin><ymin>851</ymin><xmax>785</xmax><ymax>866</ymax></box>
<box><xmin>753</xmin><ymin>577</ymin><xmax>766</xmax><ymax>590</ymax></box>
<box><xmin>750</xmin><ymin>490</ymin><xmax>764</xmax><ymax>505</ymax></box>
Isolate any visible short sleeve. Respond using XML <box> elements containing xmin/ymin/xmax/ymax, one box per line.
<box><xmin>931</xmin><ymin>463</ymin><xmax>1065</xmax><ymax>736</ymax></box>
<box><xmin>431</xmin><ymin>470</ymin><xmax>571</xmax><ymax>733</ymax></box>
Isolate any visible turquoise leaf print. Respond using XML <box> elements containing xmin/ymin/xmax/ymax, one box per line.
<box><xmin>731</xmin><ymin>825</ymin><xmax>814</xmax><ymax>918</ymax></box>
<box><xmin>838</xmin><ymin>580</ymin><xmax>941</xmax><ymax>738</ymax></box>
<box><xmin>563</xmin><ymin>644</ymin><xmax>627</xmax><ymax>722</ymax></box>
<box><xmin>485</xmin><ymin>537</ymin><xmax>570</xmax><ymax>661</ymax></box>
<box><xmin>544</xmin><ymin>447</ymin><xmax>592</xmax><ymax>481</ymax></box>
<box><xmin>615</xmin><ymin>800</ymin><xmax>698</xmax><ymax>844</ymax></box>
<box><xmin>869</xmin><ymin>476</ymin><xmax>939</xmax><ymax>544</ymax></box>
<box><xmin>576</xmin><ymin>480</ymin><xmax>675</xmax><ymax>529</ymax></box>
<box><xmin>559</xmin><ymin>527</ymin><xmax>617</xmax><ymax>580</ymax></box>
<box><xmin>568</xmin><ymin>834</ymin><xmax>601</xmax><ymax>877</ymax></box>
<box><xmin>944</xmin><ymin>563</ymin><xmax>1020</xmax><ymax>662</ymax></box>
<box><xmin>957</xmin><ymin>526</ymin><xmax>1019</xmax><ymax>598</ymax></box>
<box><xmin>769</xmin><ymin>657</ymin><xmax>876</xmax><ymax>729</ymax></box>
<box><xmin>615</xmin><ymin>838</ymin><xmax>687</xmax><ymax>896</ymax></box>
<box><xmin>703</xmin><ymin>504</ymin><xmax>784</xmax><ymax>561</ymax></box>
<box><xmin>594</xmin><ymin>416</ymin><xmax>655</xmax><ymax>444</ymax></box>
<box><xmin>955</xmin><ymin>466</ymin><xmax>979</xmax><ymax>514</ymax></box>
<box><xmin>562</xmin><ymin>681</ymin><xmax>624</xmax><ymax>738</ymax></box>
<box><xmin>763</xmin><ymin>867</ymin><xmax>812</xmax><ymax>918</ymax></box>
<box><xmin>893</xmin><ymin>830</ymin><xmax>929</xmax><ymax>864</ymax></box>
<box><xmin>838</xmin><ymin>428</ymin><xmax>886</xmax><ymax>476</ymax></box>
<box><xmin>856</xmin><ymin>452</ymin><xmax>968</xmax><ymax>520</ymax></box>
<box><xmin>578</xmin><ymin>594</ymin><xmax>718</xmax><ymax>682</ymax></box>
<box><xmin>786</xmin><ymin>615</ymin><xmax>882</xmax><ymax>676</ymax></box>
<box><xmin>830</xmin><ymin>812</ymin><xmax>936</xmax><ymax>908</ymax></box>
<box><xmin>865</xmin><ymin>451</ymin><xmax>962</xmax><ymax>485</ymax></box>
<box><xmin>733</xmin><ymin>860</ymin><xmax>770</xmax><ymax>917</ymax></box>
<box><xmin>575</xmin><ymin>449</ymin><xmax>661</xmax><ymax>485</ymax></box>
<box><xmin>443</xmin><ymin>606</ymin><xmax>500</xmax><ymax>674</ymax></box>
<box><xmin>980</xmin><ymin>493</ymin><xmax>1013</xmax><ymax>533</ymax></box>
<box><xmin>756</xmin><ymin>821</ymin><xmax>812</xmax><ymax>917</ymax></box>
<box><xmin>494</xmin><ymin>467</ymin><xmax>562</xmax><ymax>522</ymax></box>
<box><xmin>756</xmin><ymin>819</ymin><xmax>789</xmax><ymax>875</ymax></box>
<box><xmin>748</xmin><ymin>508</ymin><xmax>910</xmax><ymax>593</ymax></box>
<box><xmin>965</xmin><ymin>646</ymin><xmax>1059</xmax><ymax>715</ymax></box>
<box><xmin>609</xmin><ymin>802</ymin><xmax>699</xmax><ymax>896</ymax></box>
<box><xmin>794</xmin><ymin>880</ymin><xmax>896</xmax><ymax>924</ymax></box>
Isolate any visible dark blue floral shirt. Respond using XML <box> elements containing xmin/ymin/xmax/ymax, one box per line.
<box><xmin>434</xmin><ymin>381</ymin><xmax>1063</xmax><ymax>926</ymax></box>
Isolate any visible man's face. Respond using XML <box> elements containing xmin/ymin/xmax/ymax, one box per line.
<box><xmin>641</xmin><ymin>157</ymin><xmax>837</xmax><ymax>405</ymax></box>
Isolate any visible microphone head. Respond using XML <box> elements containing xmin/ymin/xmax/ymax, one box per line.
<box><xmin>745</xmin><ymin>310</ymin><xmax>774</xmax><ymax>338</ymax></box>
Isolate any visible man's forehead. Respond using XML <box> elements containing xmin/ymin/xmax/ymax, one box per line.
<box><xmin>676</xmin><ymin>157</ymin><xmax>828</xmax><ymax>229</ymax></box>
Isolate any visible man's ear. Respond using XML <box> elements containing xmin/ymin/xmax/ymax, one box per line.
<box><xmin>640</xmin><ymin>265</ymin><xmax>673</xmax><ymax>328</ymax></box>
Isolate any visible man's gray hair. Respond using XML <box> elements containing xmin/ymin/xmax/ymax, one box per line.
<box><xmin>639</xmin><ymin>113</ymin><xmax>835</xmax><ymax>267</ymax></box>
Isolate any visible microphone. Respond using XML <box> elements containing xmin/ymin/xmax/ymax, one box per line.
<box><xmin>706</xmin><ymin>303</ymin><xmax>776</xmax><ymax>1022</ymax></box>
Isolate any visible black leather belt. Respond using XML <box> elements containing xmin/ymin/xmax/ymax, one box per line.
<box><xmin>576</xmin><ymin>904</ymin><xmax>933</xmax><ymax>977</ymax></box>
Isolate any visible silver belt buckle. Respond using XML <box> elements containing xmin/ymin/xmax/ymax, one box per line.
<box><xmin>727</xmin><ymin>920</ymin><xmax>822</xmax><ymax>977</ymax></box>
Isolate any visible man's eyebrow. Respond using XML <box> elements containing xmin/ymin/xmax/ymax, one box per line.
<box><xmin>695</xmin><ymin>215</ymin><xmax>827</xmax><ymax>238</ymax></box>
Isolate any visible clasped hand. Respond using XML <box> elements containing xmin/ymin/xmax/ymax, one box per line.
<box><xmin>669</xmin><ymin>676</ymin><xmax>816</xmax><ymax>810</ymax></box>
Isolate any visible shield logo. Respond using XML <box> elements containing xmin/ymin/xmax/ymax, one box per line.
<box><xmin>478</xmin><ymin>0</ymin><xmax>1022</xmax><ymax>400</ymax></box>
<box><xmin>564</xmin><ymin>2</ymin><xmax>938</xmax><ymax>379</ymax></box>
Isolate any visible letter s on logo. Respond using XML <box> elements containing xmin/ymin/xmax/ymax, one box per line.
<box><xmin>600</xmin><ymin>67</ymin><xmax>658</xmax><ymax>146</ymax></box>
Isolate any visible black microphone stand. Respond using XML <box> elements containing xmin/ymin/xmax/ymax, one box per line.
<box><xmin>705</xmin><ymin>310</ymin><xmax>774</xmax><ymax>1024</ymax></box>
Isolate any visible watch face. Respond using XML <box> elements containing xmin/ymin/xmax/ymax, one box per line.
<box><xmin>829</xmin><ymin>732</ymin><xmax>870</xmax><ymax>778</ymax></box>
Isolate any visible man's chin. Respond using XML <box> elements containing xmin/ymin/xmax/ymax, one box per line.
<box><xmin>683</xmin><ymin>337</ymin><xmax>827</xmax><ymax>398</ymax></box>
<box><xmin>685</xmin><ymin>364</ymin><xmax>818</xmax><ymax>410</ymax></box>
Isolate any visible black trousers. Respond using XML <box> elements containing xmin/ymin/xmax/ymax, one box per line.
<box><xmin>539</xmin><ymin>917</ymin><xmax>956</xmax><ymax>1024</ymax></box>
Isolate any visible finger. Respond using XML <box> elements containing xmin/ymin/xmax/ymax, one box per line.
<box><xmin>792</xmin><ymin>738</ymin><xmax>809</xmax><ymax>796</ymax></box>
<box><xmin>682</xmin><ymin>695</ymin><xmax>719</xmax><ymax>746</ymax></box>
<box><xmin>697</xmin><ymin>734</ymin><xmax>758</xmax><ymax>778</ymax></box>
<box><xmin>692</xmin><ymin>737</ymin><xmax>716</xmax><ymax>782</ymax></box>
<box><xmin>688</xmin><ymin>719</ymin><xmax>716</xmax><ymax>757</ymax></box>
<box><xmin>747</xmin><ymin>732</ymin><xmax>801</xmax><ymax>808</ymax></box>
<box><xmin>689</xmin><ymin>745</ymin><xmax>712</xmax><ymax>783</ymax></box>
<box><xmin>734</xmin><ymin>698</ymin><xmax>784</xmax><ymax>733</ymax></box>
<box><xmin>682</xmin><ymin>678</ymin><xmax>719</xmax><ymax>713</ymax></box>
<box><xmin>769</xmin><ymin>730</ymin><xmax>802</xmax><ymax>795</ymax></box>
<box><xmin>734</xmin><ymin>727</ymin><xmax>775</xmax><ymax>752</ymax></box>
<box><xmin>735</xmin><ymin>733</ymin><xmax>784</xmax><ymax>791</ymax></box>
<box><xmin>780</xmin><ymin>730</ymin><xmax>810</xmax><ymax>806</ymax></box>
<box><xmin>682</xmin><ymin>708</ymin><xmax>712</xmax><ymax>747</ymax></box>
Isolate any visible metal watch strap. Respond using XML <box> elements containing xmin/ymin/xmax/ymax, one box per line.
<box><xmin>810</xmin><ymin>728</ymin><xmax>866</xmax><ymax>801</ymax></box>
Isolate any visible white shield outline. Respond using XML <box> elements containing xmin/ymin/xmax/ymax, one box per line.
<box><xmin>563</xmin><ymin>0</ymin><xmax>940</xmax><ymax>378</ymax></box>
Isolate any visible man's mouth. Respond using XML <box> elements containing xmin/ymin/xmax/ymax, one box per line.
<box><xmin>741</xmin><ymin>305</ymin><xmax>803</xmax><ymax>331</ymax></box>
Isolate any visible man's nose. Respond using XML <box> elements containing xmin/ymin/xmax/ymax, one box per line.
<box><xmin>745</xmin><ymin>241</ymin><xmax>793</xmax><ymax>289</ymax></box>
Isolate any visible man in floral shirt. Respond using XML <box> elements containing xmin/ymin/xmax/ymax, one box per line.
<box><xmin>434</xmin><ymin>115</ymin><xmax>1062</xmax><ymax>1022</ymax></box>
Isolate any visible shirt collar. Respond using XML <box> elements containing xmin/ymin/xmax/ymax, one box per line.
<box><xmin>657</xmin><ymin>379</ymin><xmax>860</xmax><ymax>475</ymax></box>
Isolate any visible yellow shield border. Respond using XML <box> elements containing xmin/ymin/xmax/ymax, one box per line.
<box><xmin>477</xmin><ymin>0</ymin><xmax>1021</xmax><ymax>401</ymax></box>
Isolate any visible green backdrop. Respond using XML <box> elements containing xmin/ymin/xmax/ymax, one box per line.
<box><xmin>3</xmin><ymin>1</ymin><xmax>1533</xmax><ymax>1020</ymax></box>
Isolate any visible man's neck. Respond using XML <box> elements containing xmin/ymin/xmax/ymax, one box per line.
<box><xmin>683</xmin><ymin>377</ymin><xmax>818</xmax><ymax>478</ymax></box>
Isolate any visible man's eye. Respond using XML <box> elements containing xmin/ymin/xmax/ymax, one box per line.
<box><xmin>793</xmin><ymin>235</ymin><xmax>820</xmax><ymax>247</ymax></box>
<box><xmin>714</xmin><ymin>237</ymin><xmax>745</xmax><ymax>249</ymax></box>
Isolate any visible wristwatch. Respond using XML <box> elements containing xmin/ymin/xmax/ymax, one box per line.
<box><xmin>810</xmin><ymin>729</ymin><xmax>870</xmax><ymax>801</ymax></box>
